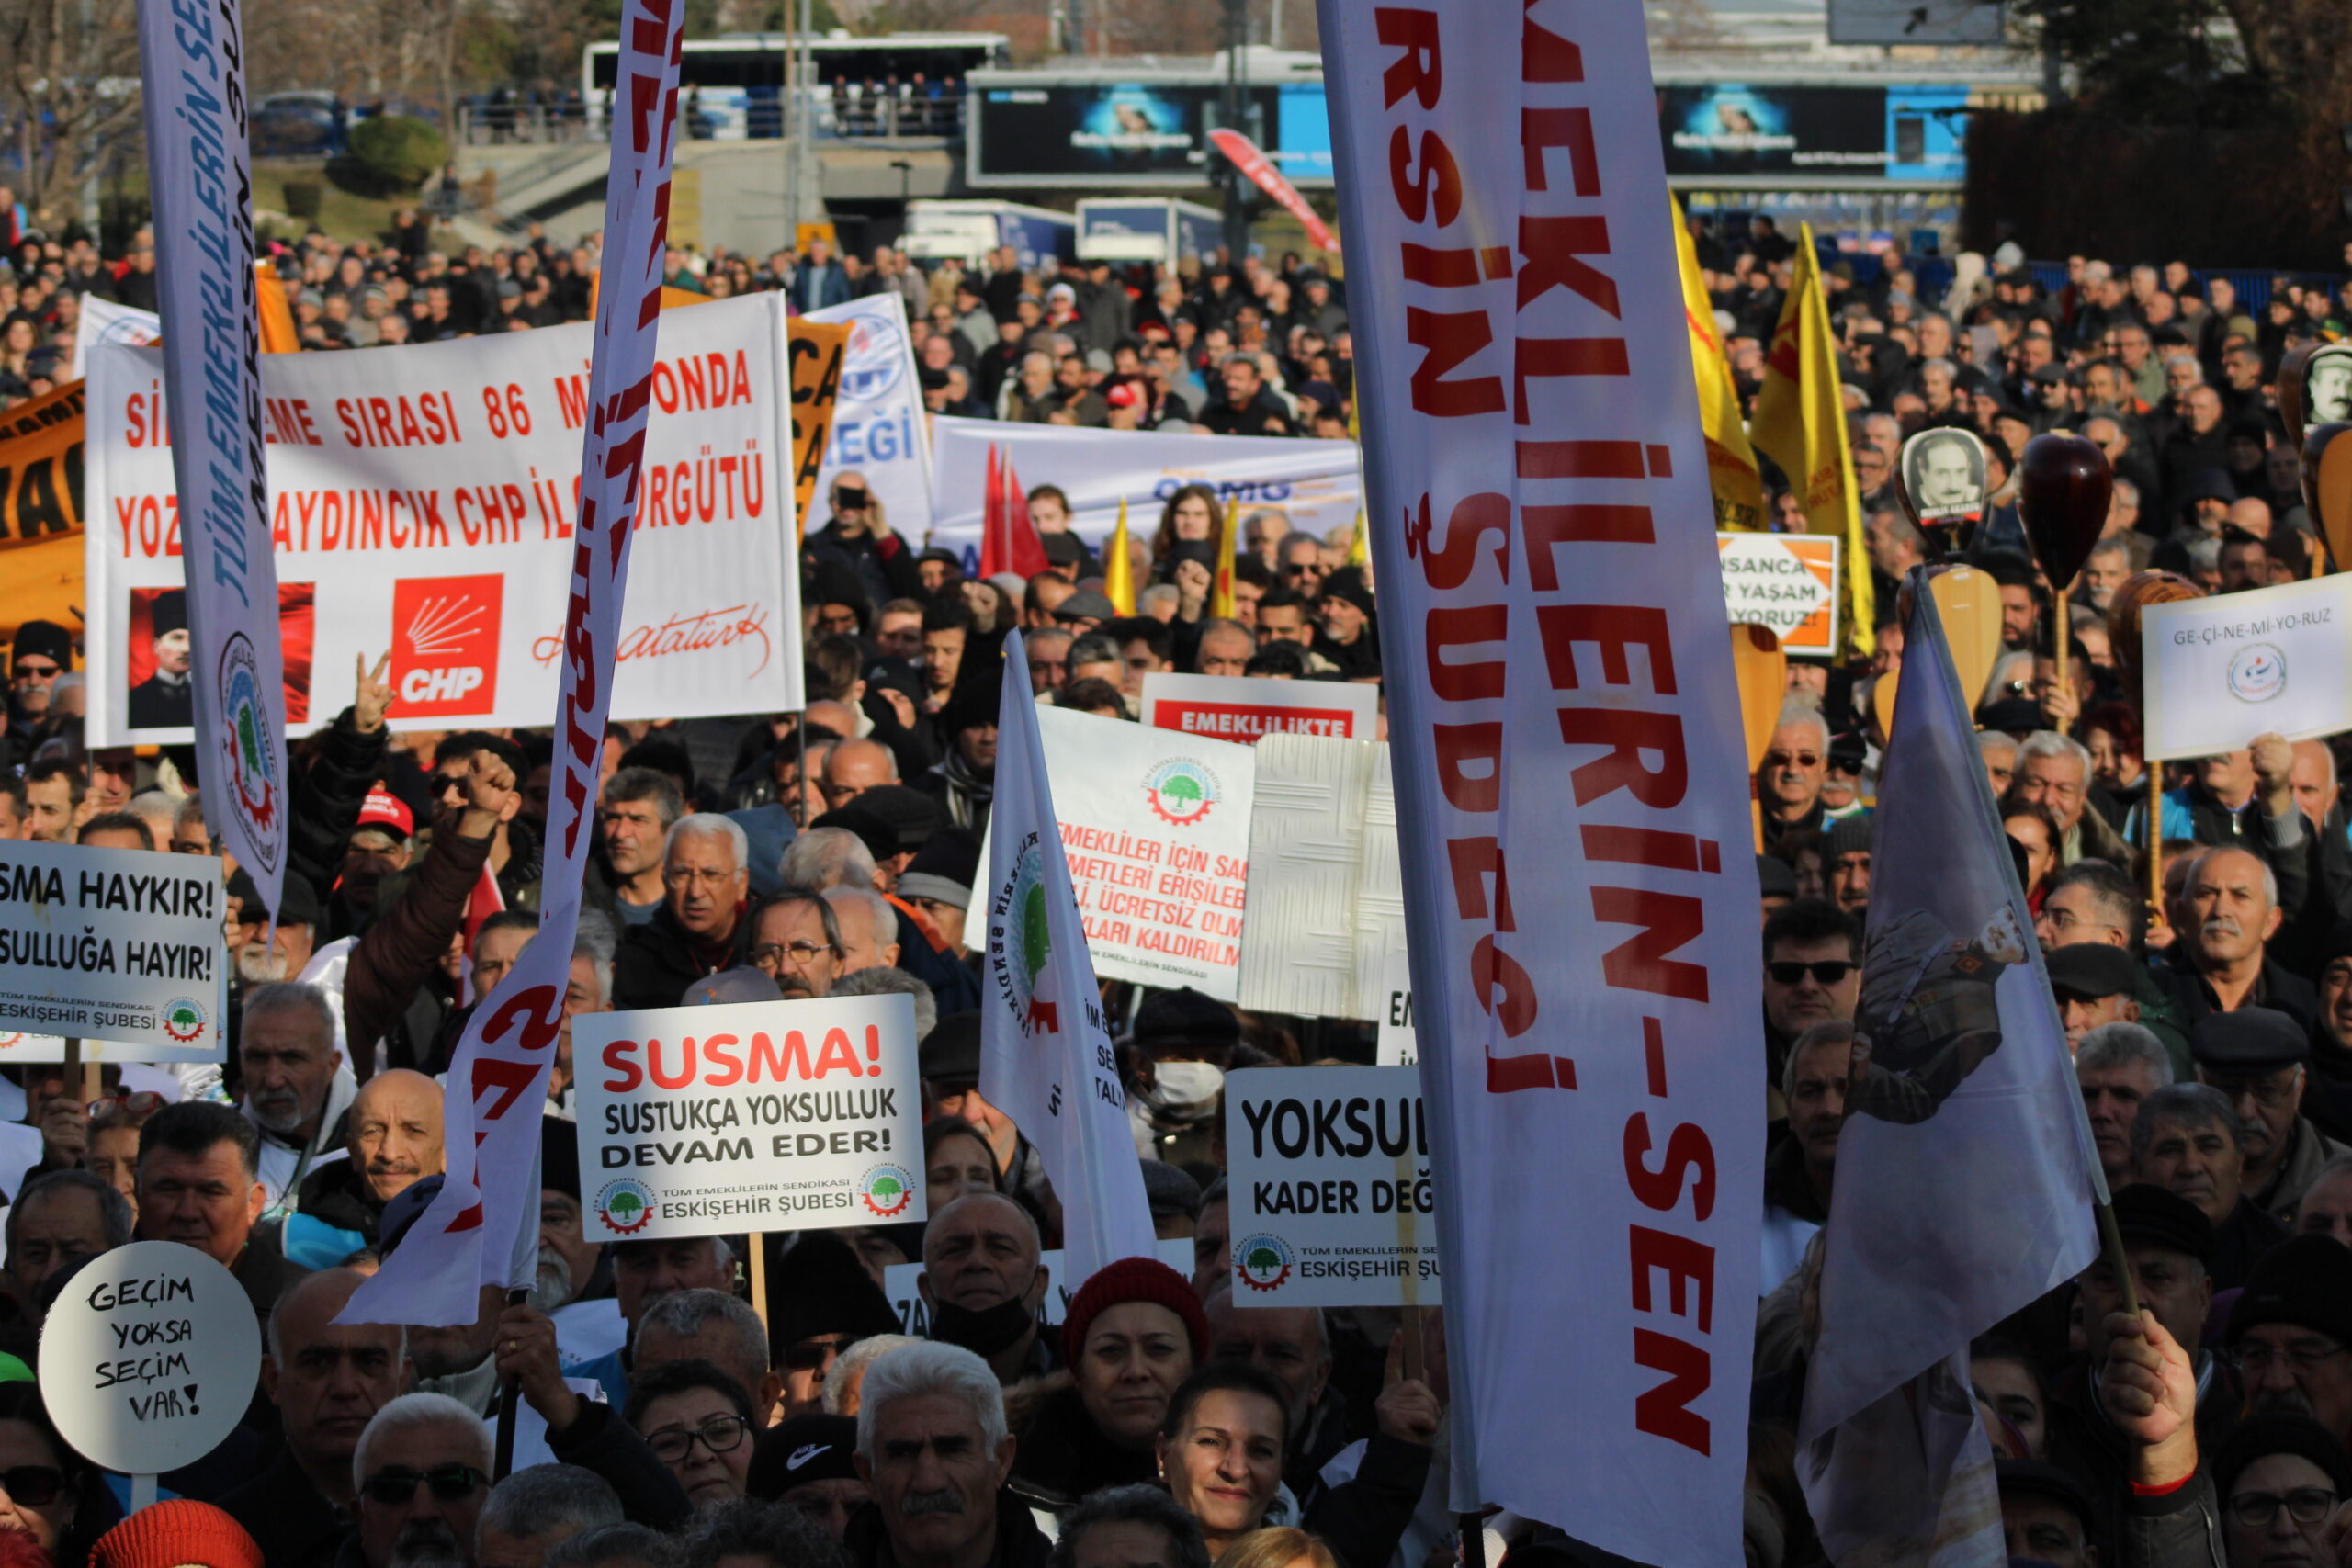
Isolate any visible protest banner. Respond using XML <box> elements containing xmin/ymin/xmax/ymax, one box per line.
<box><xmin>340</xmin><ymin>0</ymin><xmax>684</xmax><ymax>1333</ymax></box>
<box><xmin>0</xmin><ymin>379</ymin><xmax>91</xmax><ymax>647</ymax></box>
<box><xmin>84</xmin><ymin>289</ymin><xmax>800</xmax><ymax>746</ymax></box>
<box><xmin>1376</xmin><ymin>954</ymin><xmax>1417</xmax><ymax>1066</ymax></box>
<box><xmin>989</xmin><ymin>705</ymin><xmax>1256</xmax><ymax>999</ymax></box>
<box><xmin>70</xmin><ymin>299</ymin><xmax>160</xmax><ymax>383</ymax></box>
<box><xmin>1719</xmin><ymin>534</ymin><xmax>1839</xmax><ymax>657</ymax></box>
<box><xmin>138</xmin><ymin>0</ymin><xmax>292</xmax><ymax>918</ymax></box>
<box><xmin>881</xmin><ymin>1238</ymin><xmax>1194</xmax><ymax>1336</ymax></box>
<box><xmin>1140</xmin><ymin>671</ymin><xmax>1380</xmax><ymax>743</ymax></box>
<box><xmin>1225</xmin><ymin>1066</ymin><xmax>1441</xmax><ymax>1307</ymax></box>
<box><xmin>0</xmin><ymin>840</ymin><xmax>227</xmax><ymax>1060</ymax></box>
<box><xmin>1319</xmin><ymin>0</ymin><xmax>1764</xmax><ymax>1552</ymax></box>
<box><xmin>931</xmin><ymin>417</ymin><xmax>1363</xmax><ymax>558</ymax></box>
<box><xmin>573</xmin><ymin>993</ymin><xmax>925</xmax><ymax>1243</ymax></box>
<box><xmin>40</xmin><ymin>1240</ymin><xmax>261</xmax><ymax>1505</ymax></box>
<box><xmin>1208</xmin><ymin>129</ymin><xmax>1340</xmax><ymax>252</ymax></box>
<box><xmin>2139</xmin><ymin>573</ymin><xmax>2352</xmax><ymax>761</ymax></box>
<box><xmin>806</xmin><ymin>295</ymin><xmax>931</xmax><ymax>538</ymax></box>
<box><xmin>1237</xmin><ymin>735</ymin><xmax>1403</xmax><ymax>1022</ymax></box>
<box><xmin>788</xmin><ymin>320</ymin><xmax>852</xmax><ymax>538</ymax></box>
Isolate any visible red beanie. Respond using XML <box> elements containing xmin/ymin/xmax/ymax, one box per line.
<box><xmin>1061</xmin><ymin>1255</ymin><xmax>1210</xmax><ymax>1369</ymax></box>
<box><xmin>88</xmin><ymin>1500</ymin><xmax>265</xmax><ymax>1568</ymax></box>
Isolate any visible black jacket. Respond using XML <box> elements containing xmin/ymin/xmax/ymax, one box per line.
<box><xmin>1008</xmin><ymin>1384</ymin><xmax>1158</xmax><ymax>1506</ymax></box>
<box><xmin>613</xmin><ymin>902</ymin><xmax>753</xmax><ymax>1011</ymax></box>
<box><xmin>218</xmin><ymin>1448</ymin><xmax>348</xmax><ymax>1568</ymax></box>
<box><xmin>843</xmin><ymin>1486</ymin><xmax>1053</xmax><ymax>1568</ymax></box>
<box><xmin>292</xmin><ymin>706</ymin><xmax>391</xmax><ymax>940</ymax></box>
<box><xmin>1301</xmin><ymin>1433</ymin><xmax>1436</xmax><ymax>1568</ymax></box>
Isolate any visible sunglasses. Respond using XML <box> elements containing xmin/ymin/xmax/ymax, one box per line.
<box><xmin>362</xmin><ymin>1465</ymin><xmax>486</xmax><ymax>1506</ymax></box>
<box><xmin>0</xmin><ymin>1466</ymin><xmax>62</xmax><ymax>1506</ymax></box>
<box><xmin>782</xmin><ymin>1336</ymin><xmax>856</xmax><ymax>1371</ymax></box>
<box><xmin>12</xmin><ymin>662</ymin><xmax>59</xmax><ymax>682</ymax></box>
<box><xmin>1768</xmin><ymin>961</ymin><xmax>1855</xmax><ymax>987</ymax></box>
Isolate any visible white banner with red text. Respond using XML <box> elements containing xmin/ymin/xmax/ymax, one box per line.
<box><xmin>83</xmin><ymin>289</ymin><xmax>799</xmax><ymax>746</ymax></box>
<box><xmin>1318</xmin><ymin>0</ymin><xmax>1763</xmax><ymax>1555</ymax></box>
<box><xmin>930</xmin><ymin>417</ymin><xmax>1363</xmax><ymax>560</ymax></box>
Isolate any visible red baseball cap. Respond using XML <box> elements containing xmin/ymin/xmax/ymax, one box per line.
<box><xmin>1105</xmin><ymin>381</ymin><xmax>1142</xmax><ymax>409</ymax></box>
<box><xmin>356</xmin><ymin>789</ymin><xmax>413</xmax><ymax>840</ymax></box>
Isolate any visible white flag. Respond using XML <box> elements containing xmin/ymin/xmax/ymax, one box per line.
<box><xmin>136</xmin><ymin>0</ymin><xmax>291</xmax><ymax>919</ymax></box>
<box><xmin>1798</xmin><ymin>576</ymin><xmax>2103</xmax><ymax>1564</ymax></box>
<box><xmin>70</xmin><ymin>296</ymin><xmax>160</xmax><ymax>382</ymax></box>
<box><xmin>981</xmin><ymin>632</ymin><xmax>1157</xmax><ymax>1292</ymax></box>
<box><xmin>1316</xmin><ymin>0</ymin><xmax>1764</xmax><ymax>1557</ymax></box>
<box><xmin>339</xmin><ymin>0</ymin><xmax>684</xmax><ymax>1326</ymax></box>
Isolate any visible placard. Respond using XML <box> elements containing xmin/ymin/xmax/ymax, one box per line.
<box><xmin>881</xmin><ymin>1237</ymin><xmax>1194</xmax><ymax>1335</ymax></box>
<box><xmin>1375</xmin><ymin>953</ymin><xmax>1418</xmax><ymax>1066</ymax></box>
<box><xmin>1718</xmin><ymin>533</ymin><xmax>1839</xmax><ymax>656</ymax></box>
<box><xmin>1141</xmin><ymin>672</ymin><xmax>1379</xmax><ymax>743</ymax></box>
<box><xmin>1224</xmin><ymin>1066</ymin><xmax>1441</xmax><ymax>1307</ymax></box>
<box><xmin>0</xmin><ymin>841</ymin><xmax>227</xmax><ymax>1059</ymax></box>
<box><xmin>0</xmin><ymin>1032</ymin><xmax>217</xmax><ymax>1064</ymax></box>
<box><xmin>2141</xmin><ymin>574</ymin><xmax>2352</xmax><ymax>761</ymax></box>
<box><xmin>573</xmin><ymin>993</ymin><xmax>925</xmax><ymax>1242</ymax></box>
<box><xmin>985</xmin><ymin>708</ymin><xmax>1255</xmax><ymax>999</ymax></box>
<box><xmin>40</xmin><ymin>1241</ymin><xmax>261</xmax><ymax>1475</ymax></box>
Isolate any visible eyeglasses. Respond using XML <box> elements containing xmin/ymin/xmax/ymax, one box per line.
<box><xmin>2039</xmin><ymin>910</ymin><xmax>2122</xmax><ymax>940</ymax></box>
<box><xmin>1768</xmin><ymin>961</ymin><xmax>1855</xmax><ymax>987</ymax></box>
<box><xmin>85</xmin><ymin>1091</ymin><xmax>166</xmax><ymax>1117</ymax></box>
<box><xmin>752</xmin><ymin>941</ymin><xmax>839</xmax><ymax>970</ymax></box>
<box><xmin>361</xmin><ymin>1465</ymin><xmax>487</xmax><ymax>1506</ymax></box>
<box><xmin>0</xmin><ymin>1466</ymin><xmax>62</xmax><ymax>1506</ymax></box>
<box><xmin>2228</xmin><ymin>1487</ymin><xmax>2337</xmax><ymax>1529</ymax></box>
<box><xmin>2210</xmin><ymin>1072</ymin><xmax>2304</xmax><ymax>1109</ymax></box>
<box><xmin>783</xmin><ymin>1336</ymin><xmax>855</xmax><ymax>1371</ymax></box>
<box><xmin>645</xmin><ymin>1414</ymin><xmax>751</xmax><ymax>1465</ymax></box>
<box><xmin>2231</xmin><ymin>1340</ymin><xmax>2351</xmax><ymax>1377</ymax></box>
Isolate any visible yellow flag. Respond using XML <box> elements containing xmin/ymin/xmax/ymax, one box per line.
<box><xmin>1104</xmin><ymin>498</ymin><xmax>1136</xmax><ymax>615</ymax></box>
<box><xmin>1671</xmin><ymin>198</ymin><xmax>1764</xmax><ymax>534</ymax></box>
<box><xmin>1209</xmin><ymin>497</ymin><xmax>1242</xmax><ymax>618</ymax></box>
<box><xmin>1347</xmin><ymin>508</ymin><xmax>1368</xmax><ymax>568</ymax></box>
<box><xmin>1748</xmin><ymin>222</ymin><xmax>1874</xmax><ymax>659</ymax></box>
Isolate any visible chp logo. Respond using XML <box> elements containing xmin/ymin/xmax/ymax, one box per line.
<box><xmin>839</xmin><ymin>312</ymin><xmax>905</xmax><ymax>401</ymax></box>
<box><xmin>2227</xmin><ymin>642</ymin><xmax>2287</xmax><ymax>704</ymax></box>
<box><xmin>1144</xmin><ymin>759</ymin><xmax>1221</xmax><ymax>826</ymax></box>
<box><xmin>392</xmin><ymin>575</ymin><xmax>504</xmax><ymax>718</ymax></box>
<box><xmin>989</xmin><ymin>836</ymin><xmax>1060</xmax><ymax>1035</ymax></box>
<box><xmin>216</xmin><ymin>635</ymin><xmax>284</xmax><ymax>854</ymax></box>
<box><xmin>860</xmin><ymin>1163</ymin><xmax>915</xmax><ymax>1218</ymax></box>
<box><xmin>1235</xmin><ymin>1234</ymin><xmax>1294</xmax><ymax>1292</ymax></box>
<box><xmin>593</xmin><ymin>1177</ymin><xmax>656</xmax><ymax>1235</ymax></box>
<box><xmin>161</xmin><ymin>997</ymin><xmax>209</xmax><ymax>1044</ymax></box>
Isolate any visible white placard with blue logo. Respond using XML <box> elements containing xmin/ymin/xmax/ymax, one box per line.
<box><xmin>929</xmin><ymin>416</ymin><xmax>1364</xmax><ymax>563</ymax></box>
<box><xmin>0</xmin><ymin>840</ymin><xmax>227</xmax><ymax>1061</ymax></box>
<box><xmin>2140</xmin><ymin>573</ymin><xmax>2352</xmax><ymax>761</ymax></box>
<box><xmin>806</xmin><ymin>295</ymin><xmax>933</xmax><ymax>550</ymax></box>
<box><xmin>572</xmin><ymin>992</ymin><xmax>926</xmax><ymax>1243</ymax></box>
<box><xmin>1224</xmin><ymin>1066</ymin><xmax>1441</xmax><ymax>1307</ymax></box>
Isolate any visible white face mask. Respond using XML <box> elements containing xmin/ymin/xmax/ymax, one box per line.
<box><xmin>1153</xmin><ymin>1060</ymin><xmax>1226</xmax><ymax>1110</ymax></box>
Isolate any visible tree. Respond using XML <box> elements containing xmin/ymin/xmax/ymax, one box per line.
<box><xmin>2011</xmin><ymin>0</ymin><xmax>2352</xmax><ymax>128</ymax></box>
<box><xmin>0</xmin><ymin>0</ymin><xmax>139</xmax><ymax>232</ymax></box>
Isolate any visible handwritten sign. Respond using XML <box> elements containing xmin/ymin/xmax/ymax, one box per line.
<box><xmin>1718</xmin><ymin>533</ymin><xmax>1839</xmax><ymax>657</ymax></box>
<box><xmin>40</xmin><ymin>1242</ymin><xmax>260</xmax><ymax>1475</ymax></box>
<box><xmin>1140</xmin><ymin>672</ymin><xmax>1380</xmax><ymax>743</ymax></box>
<box><xmin>0</xmin><ymin>840</ymin><xmax>228</xmax><ymax>1060</ymax></box>
<box><xmin>2141</xmin><ymin>574</ymin><xmax>2352</xmax><ymax>761</ymax></box>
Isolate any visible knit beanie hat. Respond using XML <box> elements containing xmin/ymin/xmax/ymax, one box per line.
<box><xmin>89</xmin><ymin>1500</ymin><xmax>266</xmax><ymax>1568</ymax></box>
<box><xmin>1061</xmin><ymin>1256</ymin><xmax>1210</xmax><ymax>1368</ymax></box>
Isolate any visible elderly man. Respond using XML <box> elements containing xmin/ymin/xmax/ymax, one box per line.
<box><xmin>2047</xmin><ymin>945</ymin><xmax>2141</xmax><ymax>1051</ymax></box>
<box><xmin>2133</xmin><ymin>1082</ymin><xmax>2286</xmax><ymax>1291</ymax></box>
<box><xmin>2223</xmin><ymin>1235</ymin><xmax>2352</xmax><ymax>1450</ymax></box>
<box><xmin>615</xmin><ymin>816</ymin><xmax>753</xmax><ymax>1010</ymax></box>
<box><xmin>749</xmin><ymin>891</ymin><xmax>845</xmax><ymax>1002</ymax></box>
<box><xmin>1764</xmin><ymin>1022</ymin><xmax>1853</xmax><ymax>1292</ymax></box>
<box><xmin>845</xmin><ymin>1342</ymin><xmax>1050</xmax><ymax>1568</ymax></box>
<box><xmin>240</xmin><ymin>981</ymin><xmax>357</xmax><ymax>1212</ymax></box>
<box><xmin>2079</xmin><ymin>1024</ymin><xmax>2174</xmax><ymax>1190</ymax></box>
<box><xmin>633</xmin><ymin>1290</ymin><xmax>783</xmax><ymax>1427</ymax></box>
<box><xmin>1760</xmin><ymin>900</ymin><xmax>1860</xmax><ymax>1108</ymax></box>
<box><xmin>1204</xmin><ymin>1284</ymin><xmax>1348</xmax><ymax>1495</ymax></box>
<box><xmin>349</xmin><ymin>1393</ymin><xmax>497</xmax><ymax>1568</ymax></box>
<box><xmin>821</xmin><ymin>739</ymin><xmax>900</xmax><ymax>815</ymax></box>
<box><xmin>2155</xmin><ymin>846</ymin><xmax>2319</xmax><ymax>1036</ymax></box>
<box><xmin>219</xmin><ymin>1268</ymin><xmax>408</xmax><ymax>1568</ymax></box>
<box><xmin>1758</xmin><ymin>705</ymin><xmax>1829</xmax><ymax>855</ymax></box>
<box><xmin>2193</xmin><ymin>1009</ymin><xmax>2348</xmax><ymax>1223</ymax></box>
<box><xmin>137</xmin><ymin>1100</ymin><xmax>309</xmax><ymax>1315</ymax></box>
<box><xmin>5</xmin><ymin>1170</ymin><xmax>129</xmax><ymax>1321</ymax></box>
<box><xmin>287</xmin><ymin>1068</ymin><xmax>447</xmax><ymax>1267</ymax></box>
<box><xmin>599</xmin><ymin>770</ymin><xmax>684</xmax><ymax>929</ymax></box>
<box><xmin>823</xmin><ymin>886</ymin><xmax>902</xmax><ymax>977</ymax></box>
<box><xmin>2013</xmin><ymin>732</ymin><xmax>2129</xmax><ymax>865</ymax></box>
<box><xmin>568</xmin><ymin>1233</ymin><xmax>737</xmax><ymax>1408</ymax></box>
<box><xmin>918</xmin><ymin>1193</ymin><xmax>1053</xmax><ymax>1385</ymax></box>
<box><xmin>476</xmin><ymin>1467</ymin><xmax>624</xmax><ymax>1568</ymax></box>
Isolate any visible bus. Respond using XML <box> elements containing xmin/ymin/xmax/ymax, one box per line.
<box><xmin>582</xmin><ymin>31</ymin><xmax>1008</xmax><ymax>141</ymax></box>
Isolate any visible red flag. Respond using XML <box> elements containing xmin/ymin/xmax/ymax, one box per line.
<box><xmin>980</xmin><ymin>445</ymin><xmax>1048</xmax><ymax>578</ymax></box>
<box><xmin>457</xmin><ymin>863</ymin><xmax>507</xmax><ymax>1007</ymax></box>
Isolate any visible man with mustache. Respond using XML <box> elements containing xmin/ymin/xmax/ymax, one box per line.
<box><xmin>240</xmin><ymin>981</ymin><xmax>357</xmax><ymax>1213</ymax></box>
<box><xmin>2222</xmin><ymin>1235</ymin><xmax>2352</xmax><ymax>1451</ymax></box>
<box><xmin>845</xmin><ymin>1342</ymin><xmax>1051</xmax><ymax>1568</ymax></box>
<box><xmin>2154</xmin><ymin>846</ymin><xmax>2319</xmax><ymax>1040</ymax></box>
<box><xmin>284</xmin><ymin>1069</ymin><xmax>447</xmax><ymax>1268</ymax></box>
<box><xmin>2132</xmin><ymin>1082</ymin><xmax>2285</xmax><ymax>1292</ymax></box>
<box><xmin>350</xmin><ymin>1393</ymin><xmax>495</xmax><ymax>1568</ymax></box>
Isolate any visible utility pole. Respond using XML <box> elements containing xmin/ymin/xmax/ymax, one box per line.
<box><xmin>1216</xmin><ymin>0</ymin><xmax>1255</xmax><ymax>261</ymax></box>
<box><xmin>795</xmin><ymin>0</ymin><xmax>818</xmax><ymax>244</ymax></box>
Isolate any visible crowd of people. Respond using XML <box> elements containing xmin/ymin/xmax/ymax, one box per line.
<box><xmin>3</xmin><ymin>195</ymin><xmax>2352</xmax><ymax>1568</ymax></box>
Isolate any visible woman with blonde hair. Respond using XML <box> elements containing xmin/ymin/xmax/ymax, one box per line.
<box><xmin>1212</xmin><ymin>1527</ymin><xmax>1338</xmax><ymax>1568</ymax></box>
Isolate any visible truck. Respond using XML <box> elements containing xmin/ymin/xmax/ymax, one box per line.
<box><xmin>1075</xmin><ymin>198</ymin><xmax>1226</xmax><ymax>266</ymax></box>
<box><xmin>899</xmin><ymin>199</ymin><xmax>1077</xmax><ymax>271</ymax></box>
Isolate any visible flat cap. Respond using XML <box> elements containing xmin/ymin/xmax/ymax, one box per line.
<box><xmin>2046</xmin><ymin>943</ymin><xmax>2137</xmax><ymax>1000</ymax></box>
<box><xmin>2108</xmin><ymin>1182</ymin><xmax>2213</xmax><ymax>1265</ymax></box>
<box><xmin>2191</xmin><ymin>1007</ymin><xmax>2308</xmax><ymax>1072</ymax></box>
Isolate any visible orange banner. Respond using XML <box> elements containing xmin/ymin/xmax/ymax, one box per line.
<box><xmin>788</xmin><ymin>321</ymin><xmax>851</xmax><ymax>539</ymax></box>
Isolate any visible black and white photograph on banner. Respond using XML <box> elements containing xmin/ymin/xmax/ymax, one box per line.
<box><xmin>1</xmin><ymin>0</ymin><xmax>2343</xmax><ymax>1559</ymax></box>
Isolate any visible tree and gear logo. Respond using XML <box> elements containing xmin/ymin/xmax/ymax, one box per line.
<box><xmin>216</xmin><ymin>635</ymin><xmax>283</xmax><ymax>861</ymax></box>
<box><xmin>860</xmin><ymin>1164</ymin><xmax>915</xmax><ymax>1218</ymax></box>
<box><xmin>993</xmin><ymin>838</ymin><xmax>1061</xmax><ymax>1035</ymax></box>
<box><xmin>1235</xmin><ymin>1233</ymin><xmax>1294</xmax><ymax>1292</ymax></box>
<box><xmin>593</xmin><ymin>1178</ymin><xmax>656</xmax><ymax>1235</ymax></box>
<box><xmin>161</xmin><ymin>998</ymin><xmax>208</xmax><ymax>1044</ymax></box>
<box><xmin>1145</xmin><ymin>759</ymin><xmax>1221</xmax><ymax>826</ymax></box>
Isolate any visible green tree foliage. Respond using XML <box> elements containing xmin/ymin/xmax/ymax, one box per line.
<box><xmin>340</xmin><ymin>115</ymin><xmax>451</xmax><ymax>195</ymax></box>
